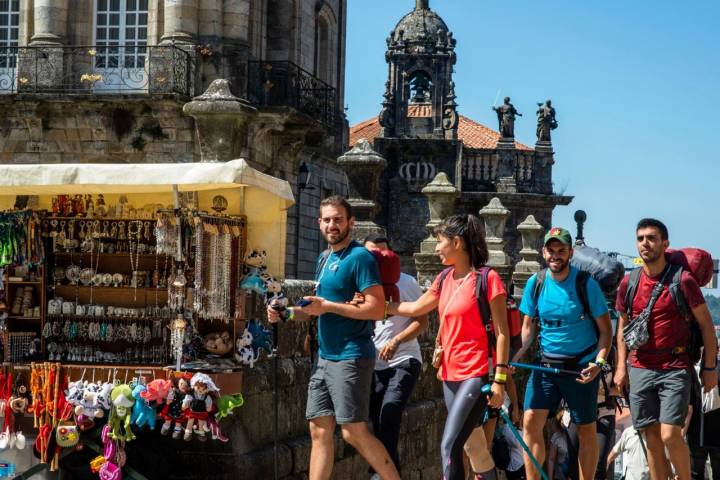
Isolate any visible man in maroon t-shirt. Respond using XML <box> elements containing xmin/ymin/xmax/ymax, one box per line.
<box><xmin>614</xmin><ymin>218</ymin><xmax>718</xmax><ymax>480</ymax></box>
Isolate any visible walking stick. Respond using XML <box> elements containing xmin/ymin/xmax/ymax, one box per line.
<box><xmin>271</xmin><ymin>322</ymin><xmax>280</xmax><ymax>480</ymax></box>
<box><xmin>481</xmin><ymin>384</ymin><xmax>550</xmax><ymax>480</ymax></box>
<box><xmin>510</xmin><ymin>362</ymin><xmax>581</xmax><ymax>377</ymax></box>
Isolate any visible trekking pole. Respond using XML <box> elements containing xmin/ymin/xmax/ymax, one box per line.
<box><xmin>271</xmin><ymin>322</ymin><xmax>280</xmax><ymax>480</ymax></box>
<box><xmin>510</xmin><ymin>362</ymin><xmax>581</xmax><ymax>377</ymax></box>
<box><xmin>481</xmin><ymin>384</ymin><xmax>550</xmax><ymax>480</ymax></box>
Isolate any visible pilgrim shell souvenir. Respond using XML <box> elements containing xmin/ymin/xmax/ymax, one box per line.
<box><xmin>102</xmin><ymin>273</ymin><xmax>113</xmax><ymax>287</ymax></box>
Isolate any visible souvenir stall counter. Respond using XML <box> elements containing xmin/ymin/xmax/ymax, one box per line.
<box><xmin>0</xmin><ymin>160</ymin><xmax>293</xmax><ymax>477</ymax></box>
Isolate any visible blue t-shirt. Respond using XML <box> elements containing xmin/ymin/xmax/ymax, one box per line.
<box><xmin>315</xmin><ymin>241</ymin><xmax>381</xmax><ymax>360</ymax></box>
<box><xmin>520</xmin><ymin>267</ymin><xmax>608</xmax><ymax>358</ymax></box>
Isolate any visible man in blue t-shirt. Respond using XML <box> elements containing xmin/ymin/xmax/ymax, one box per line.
<box><xmin>514</xmin><ymin>227</ymin><xmax>612</xmax><ymax>480</ymax></box>
<box><xmin>267</xmin><ymin>196</ymin><xmax>400</xmax><ymax>480</ymax></box>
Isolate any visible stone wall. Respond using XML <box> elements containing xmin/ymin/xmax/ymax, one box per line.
<box><xmin>228</xmin><ymin>280</ymin><xmax>446</xmax><ymax>479</ymax></box>
<box><xmin>0</xmin><ymin>97</ymin><xmax>196</xmax><ymax>164</ymax></box>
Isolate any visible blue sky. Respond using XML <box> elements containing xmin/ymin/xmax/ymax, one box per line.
<box><xmin>345</xmin><ymin>0</ymin><xmax>720</xmax><ymax>290</ymax></box>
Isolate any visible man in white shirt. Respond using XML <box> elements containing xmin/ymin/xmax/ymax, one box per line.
<box><xmin>364</xmin><ymin>234</ymin><xmax>428</xmax><ymax>478</ymax></box>
<box><xmin>607</xmin><ymin>426</ymin><xmax>649</xmax><ymax>480</ymax></box>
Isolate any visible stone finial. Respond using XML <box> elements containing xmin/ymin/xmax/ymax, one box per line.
<box><xmin>512</xmin><ymin>214</ymin><xmax>544</xmax><ymax>300</ymax></box>
<box><xmin>416</xmin><ymin>0</ymin><xmax>429</xmax><ymax>10</ymax></box>
<box><xmin>413</xmin><ymin>171</ymin><xmax>458</xmax><ymax>287</ymax></box>
<box><xmin>183</xmin><ymin>79</ymin><xmax>257</xmax><ymax>162</ymax></box>
<box><xmin>337</xmin><ymin>139</ymin><xmax>387</xmax><ymax>240</ymax></box>
<box><xmin>479</xmin><ymin>197</ymin><xmax>511</xmax><ymax>283</ymax></box>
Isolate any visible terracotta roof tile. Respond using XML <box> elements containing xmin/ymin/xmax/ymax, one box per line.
<box><xmin>407</xmin><ymin>104</ymin><xmax>433</xmax><ymax>117</ymax></box>
<box><xmin>349</xmin><ymin>115</ymin><xmax>533</xmax><ymax>151</ymax></box>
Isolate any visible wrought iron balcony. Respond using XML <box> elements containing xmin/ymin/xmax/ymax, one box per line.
<box><xmin>0</xmin><ymin>45</ymin><xmax>194</xmax><ymax>97</ymax></box>
<box><xmin>247</xmin><ymin>60</ymin><xmax>338</xmax><ymax>130</ymax></box>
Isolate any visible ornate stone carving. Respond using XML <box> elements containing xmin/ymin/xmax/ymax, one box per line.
<box><xmin>479</xmin><ymin>197</ymin><xmax>511</xmax><ymax>284</ymax></box>
<box><xmin>183</xmin><ymin>79</ymin><xmax>257</xmax><ymax>162</ymax></box>
<box><xmin>512</xmin><ymin>214</ymin><xmax>544</xmax><ymax>300</ymax></box>
<box><xmin>492</xmin><ymin>97</ymin><xmax>522</xmax><ymax>140</ymax></box>
<box><xmin>536</xmin><ymin>99</ymin><xmax>557</xmax><ymax>144</ymax></box>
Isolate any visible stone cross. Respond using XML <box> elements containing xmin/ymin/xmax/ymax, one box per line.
<box><xmin>512</xmin><ymin>214</ymin><xmax>544</xmax><ymax>301</ymax></box>
<box><xmin>413</xmin><ymin>171</ymin><xmax>458</xmax><ymax>287</ymax></box>
<box><xmin>479</xmin><ymin>197</ymin><xmax>511</xmax><ymax>285</ymax></box>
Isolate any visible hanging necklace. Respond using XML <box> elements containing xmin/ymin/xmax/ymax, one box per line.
<box><xmin>327</xmin><ymin>245</ymin><xmax>350</xmax><ymax>272</ymax></box>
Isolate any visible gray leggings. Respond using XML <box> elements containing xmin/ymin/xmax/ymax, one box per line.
<box><xmin>442</xmin><ymin>376</ymin><xmax>489</xmax><ymax>480</ymax></box>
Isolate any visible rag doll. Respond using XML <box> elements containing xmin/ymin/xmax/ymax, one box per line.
<box><xmin>182</xmin><ymin>373</ymin><xmax>219</xmax><ymax>442</ymax></box>
<box><xmin>159</xmin><ymin>375</ymin><xmax>190</xmax><ymax>439</ymax></box>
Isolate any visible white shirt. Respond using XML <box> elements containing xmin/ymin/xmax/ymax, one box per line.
<box><xmin>611</xmin><ymin>427</ymin><xmax>649</xmax><ymax>480</ymax></box>
<box><xmin>373</xmin><ymin>273</ymin><xmax>423</xmax><ymax>370</ymax></box>
<box><xmin>499</xmin><ymin>423</ymin><xmax>525</xmax><ymax>472</ymax></box>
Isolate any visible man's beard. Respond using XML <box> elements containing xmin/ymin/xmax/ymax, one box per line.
<box><xmin>547</xmin><ymin>257</ymin><xmax>569</xmax><ymax>273</ymax></box>
<box><xmin>640</xmin><ymin>248</ymin><xmax>663</xmax><ymax>264</ymax></box>
<box><xmin>323</xmin><ymin>226</ymin><xmax>350</xmax><ymax>245</ymax></box>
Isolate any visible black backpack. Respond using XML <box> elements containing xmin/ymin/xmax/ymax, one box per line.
<box><xmin>623</xmin><ymin>263</ymin><xmax>703</xmax><ymax>363</ymax></box>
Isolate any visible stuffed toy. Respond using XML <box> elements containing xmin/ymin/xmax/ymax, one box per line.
<box><xmin>243</xmin><ymin>250</ymin><xmax>267</xmax><ymax>268</ymax></box>
<box><xmin>247</xmin><ymin>320</ymin><xmax>273</xmax><ymax>355</ymax></box>
<box><xmin>203</xmin><ymin>331</ymin><xmax>233</xmax><ymax>356</ymax></box>
<box><xmin>96</xmin><ymin>382</ymin><xmax>114</xmax><ymax>411</ymax></box>
<box><xmin>130</xmin><ymin>384</ymin><xmax>156</xmax><ymax>430</ymax></box>
<box><xmin>262</xmin><ymin>273</ymin><xmax>287</xmax><ymax>310</ymax></box>
<box><xmin>240</xmin><ymin>273</ymin><xmax>266</xmax><ymax>295</ymax></box>
<box><xmin>215</xmin><ymin>393</ymin><xmax>244</xmax><ymax>420</ymax></box>
<box><xmin>182</xmin><ymin>373</ymin><xmax>219</xmax><ymax>442</ymax></box>
<box><xmin>160</xmin><ymin>375</ymin><xmax>191</xmax><ymax>439</ymax></box>
<box><xmin>140</xmin><ymin>379</ymin><xmax>172</xmax><ymax>405</ymax></box>
<box><xmin>206</xmin><ymin>414</ymin><xmax>229</xmax><ymax>442</ymax></box>
<box><xmin>75</xmin><ymin>382</ymin><xmax>105</xmax><ymax>419</ymax></box>
<box><xmin>240</xmin><ymin>250</ymin><xmax>269</xmax><ymax>295</ymax></box>
<box><xmin>108</xmin><ymin>385</ymin><xmax>136</xmax><ymax>442</ymax></box>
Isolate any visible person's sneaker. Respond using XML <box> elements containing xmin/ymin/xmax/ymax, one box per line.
<box><xmin>183</xmin><ymin>428</ymin><xmax>192</xmax><ymax>442</ymax></box>
<box><xmin>15</xmin><ymin>431</ymin><xmax>25</xmax><ymax>450</ymax></box>
<box><xmin>171</xmin><ymin>426</ymin><xmax>182</xmax><ymax>440</ymax></box>
<box><xmin>160</xmin><ymin>423</ymin><xmax>171</xmax><ymax>436</ymax></box>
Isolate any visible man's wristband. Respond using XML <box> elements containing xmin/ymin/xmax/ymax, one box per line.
<box><xmin>384</xmin><ymin>301</ymin><xmax>390</xmax><ymax>320</ymax></box>
<box><xmin>595</xmin><ymin>357</ymin><xmax>607</xmax><ymax>367</ymax></box>
<box><xmin>286</xmin><ymin>308</ymin><xmax>295</xmax><ymax>322</ymax></box>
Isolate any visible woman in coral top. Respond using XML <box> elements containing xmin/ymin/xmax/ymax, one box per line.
<box><xmin>386</xmin><ymin>214</ymin><xmax>510</xmax><ymax>480</ymax></box>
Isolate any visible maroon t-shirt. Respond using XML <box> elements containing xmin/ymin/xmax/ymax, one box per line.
<box><xmin>615</xmin><ymin>268</ymin><xmax>705</xmax><ymax>370</ymax></box>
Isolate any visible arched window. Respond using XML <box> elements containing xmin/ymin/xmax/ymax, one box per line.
<box><xmin>314</xmin><ymin>5</ymin><xmax>335</xmax><ymax>86</ymax></box>
<box><xmin>0</xmin><ymin>0</ymin><xmax>19</xmax><ymax>92</ymax></box>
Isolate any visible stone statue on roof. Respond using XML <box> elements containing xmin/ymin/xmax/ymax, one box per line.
<box><xmin>492</xmin><ymin>96</ymin><xmax>522</xmax><ymax>139</ymax></box>
<box><xmin>536</xmin><ymin>100</ymin><xmax>558</xmax><ymax>143</ymax></box>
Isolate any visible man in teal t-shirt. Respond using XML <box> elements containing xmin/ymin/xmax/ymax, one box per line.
<box><xmin>514</xmin><ymin>227</ymin><xmax>612</xmax><ymax>480</ymax></box>
<box><xmin>266</xmin><ymin>196</ymin><xmax>400</xmax><ymax>480</ymax></box>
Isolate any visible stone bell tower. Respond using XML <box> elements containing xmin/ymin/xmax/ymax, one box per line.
<box><xmin>379</xmin><ymin>0</ymin><xmax>459</xmax><ymax>140</ymax></box>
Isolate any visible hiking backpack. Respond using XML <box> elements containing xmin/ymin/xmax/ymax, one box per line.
<box><xmin>623</xmin><ymin>247</ymin><xmax>713</xmax><ymax>364</ymax></box>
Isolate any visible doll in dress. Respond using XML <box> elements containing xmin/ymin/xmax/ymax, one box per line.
<box><xmin>182</xmin><ymin>373</ymin><xmax>219</xmax><ymax>442</ymax></box>
<box><xmin>159</xmin><ymin>374</ymin><xmax>190</xmax><ymax>440</ymax></box>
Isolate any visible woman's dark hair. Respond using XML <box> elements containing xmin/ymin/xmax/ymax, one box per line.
<box><xmin>433</xmin><ymin>214</ymin><xmax>489</xmax><ymax>269</ymax></box>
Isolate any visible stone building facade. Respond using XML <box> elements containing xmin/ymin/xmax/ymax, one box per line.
<box><xmin>347</xmin><ymin>0</ymin><xmax>572</xmax><ymax>282</ymax></box>
<box><xmin>0</xmin><ymin>0</ymin><xmax>349</xmax><ymax>278</ymax></box>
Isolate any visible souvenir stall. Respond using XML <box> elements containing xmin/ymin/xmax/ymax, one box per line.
<box><xmin>0</xmin><ymin>160</ymin><xmax>293</xmax><ymax>477</ymax></box>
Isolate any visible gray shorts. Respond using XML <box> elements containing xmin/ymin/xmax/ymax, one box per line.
<box><xmin>306</xmin><ymin>356</ymin><xmax>375</xmax><ymax>424</ymax></box>
<box><xmin>629</xmin><ymin>366</ymin><xmax>691</xmax><ymax>429</ymax></box>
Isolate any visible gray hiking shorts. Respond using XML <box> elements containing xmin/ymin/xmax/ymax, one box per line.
<box><xmin>629</xmin><ymin>366</ymin><xmax>691</xmax><ymax>429</ymax></box>
<box><xmin>306</xmin><ymin>356</ymin><xmax>375</xmax><ymax>424</ymax></box>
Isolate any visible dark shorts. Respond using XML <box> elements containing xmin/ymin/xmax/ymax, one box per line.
<box><xmin>306</xmin><ymin>356</ymin><xmax>375</xmax><ymax>424</ymax></box>
<box><xmin>628</xmin><ymin>366</ymin><xmax>690</xmax><ymax>428</ymax></box>
<box><xmin>524</xmin><ymin>367</ymin><xmax>599</xmax><ymax>425</ymax></box>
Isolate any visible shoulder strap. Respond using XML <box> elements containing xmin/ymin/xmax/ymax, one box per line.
<box><xmin>475</xmin><ymin>267</ymin><xmax>496</xmax><ymax>354</ymax></box>
<box><xmin>666</xmin><ymin>264</ymin><xmax>690</xmax><ymax>319</ymax></box>
<box><xmin>624</xmin><ymin>268</ymin><xmax>643</xmax><ymax>316</ymax></box>
<box><xmin>532</xmin><ymin>269</ymin><xmax>547</xmax><ymax>309</ymax></box>
<box><xmin>575</xmin><ymin>270</ymin><xmax>592</xmax><ymax>319</ymax></box>
<box><xmin>436</xmin><ymin>267</ymin><xmax>453</xmax><ymax>294</ymax></box>
<box><xmin>314</xmin><ymin>249</ymin><xmax>331</xmax><ymax>282</ymax></box>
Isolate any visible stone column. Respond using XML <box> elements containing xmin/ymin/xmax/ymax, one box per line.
<box><xmin>30</xmin><ymin>0</ymin><xmax>68</xmax><ymax>45</ymax></box>
<box><xmin>479</xmin><ymin>197</ymin><xmax>511</xmax><ymax>285</ymax></box>
<box><xmin>161</xmin><ymin>0</ymin><xmax>200</xmax><ymax>45</ymax></box>
<box><xmin>336</xmin><ymin>139</ymin><xmax>387</xmax><ymax>241</ymax></box>
<box><xmin>413</xmin><ymin>172</ymin><xmax>458</xmax><ymax>287</ymax></box>
<box><xmin>512</xmin><ymin>215</ymin><xmax>543</xmax><ymax>301</ymax></box>
<box><xmin>182</xmin><ymin>79</ymin><xmax>257</xmax><ymax>161</ymax></box>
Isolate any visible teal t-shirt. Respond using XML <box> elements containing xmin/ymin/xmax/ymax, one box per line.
<box><xmin>315</xmin><ymin>241</ymin><xmax>381</xmax><ymax>360</ymax></box>
<box><xmin>520</xmin><ymin>267</ymin><xmax>608</xmax><ymax>358</ymax></box>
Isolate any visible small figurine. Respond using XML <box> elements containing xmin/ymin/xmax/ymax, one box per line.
<box><xmin>108</xmin><ymin>384</ymin><xmax>136</xmax><ymax>442</ymax></box>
